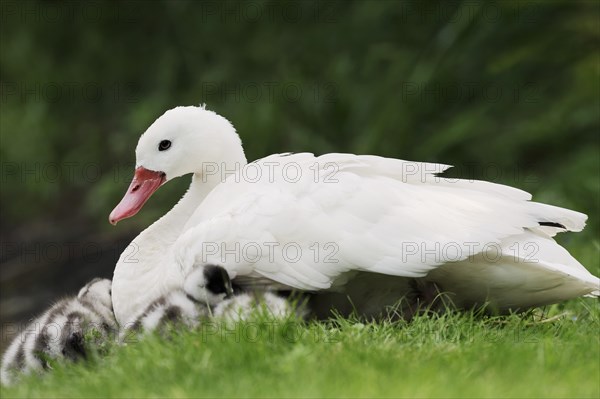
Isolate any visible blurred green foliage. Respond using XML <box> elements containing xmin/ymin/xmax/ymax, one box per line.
<box><xmin>1</xmin><ymin>0</ymin><xmax>598</xmax><ymax>242</ymax></box>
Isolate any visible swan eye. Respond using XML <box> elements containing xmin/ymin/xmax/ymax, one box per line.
<box><xmin>158</xmin><ymin>140</ymin><xmax>172</xmax><ymax>151</ymax></box>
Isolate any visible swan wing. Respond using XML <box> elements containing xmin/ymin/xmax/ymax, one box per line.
<box><xmin>174</xmin><ymin>153</ymin><xmax>594</xmax><ymax>295</ymax></box>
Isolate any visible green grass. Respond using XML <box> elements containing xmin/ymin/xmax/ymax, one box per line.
<box><xmin>2</xmin><ymin>241</ymin><xmax>599</xmax><ymax>399</ymax></box>
<box><xmin>1</xmin><ymin>300</ymin><xmax>599</xmax><ymax>399</ymax></box>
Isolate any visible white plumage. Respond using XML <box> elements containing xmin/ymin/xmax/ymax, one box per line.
<box><xmin>109</xmin><ymin>106</ymin><xmax>599</xmax><ymax>326</ymax></box>
<box><xmin>213</xmin><ymin>292</ymin><xmax>302</xmax><ymax>322</ymax></box>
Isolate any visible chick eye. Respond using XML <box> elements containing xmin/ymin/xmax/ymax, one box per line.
<box><xmin>158</xmin><ymin>140</ymin><xmax>171</xmax><ymax>151</ymax></box>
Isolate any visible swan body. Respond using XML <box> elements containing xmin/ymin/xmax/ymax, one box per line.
<box><xmin>110</xmin><ymin>106</ymin><xmax>599</xmax><ymax>326</ymax></box>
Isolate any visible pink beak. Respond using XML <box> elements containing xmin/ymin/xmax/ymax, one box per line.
<box><xmin>109</xmin><ymin>167</ymin><xmax>166</xmax><ymax>225</ymax></box>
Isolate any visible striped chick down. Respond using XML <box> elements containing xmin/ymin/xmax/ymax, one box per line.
<box><xmin>121</xmin><ymin>265</ymin><xmax>306</xmax><ymax>341</ymax></box>
<box><xmin>214</xmin><ymin>291</ymin><xmax>306</xmax><ymax>322</ymax></box>
<box><xmin>120</xmin><ymin>265</ymin><xmax>231</xmax><ymax>340</ymax></box>
<box><xmin>1</xmin><ymin>278</ymin><xmax>116</xmax><ymax>386</ymax></box>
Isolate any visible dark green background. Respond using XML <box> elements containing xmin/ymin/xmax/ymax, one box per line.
<box><xmin>0</xmin><ymin>0</ymin><xmax>598</xmax><ymax>330</ymax></box>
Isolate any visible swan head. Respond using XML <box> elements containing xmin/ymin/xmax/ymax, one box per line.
<box><xmin>109</xmin><ymin>105</ymin><xmax>245</xmax><ymax>224</ymax></box>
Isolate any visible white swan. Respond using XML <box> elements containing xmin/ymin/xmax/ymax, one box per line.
<box><xmin>109</xmin><ymin>105</ymin><xmax>599</xmax><ymax>326</ymax></box>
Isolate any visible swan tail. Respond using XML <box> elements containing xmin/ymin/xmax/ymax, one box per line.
<box><xmin>426</xmin><ymin>231</ymin><xmax>599</xmax><ymax>311</ymax></box>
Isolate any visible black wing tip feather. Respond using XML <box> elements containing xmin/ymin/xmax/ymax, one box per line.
<box><xmin>539</xmin><ymin>221</ymin><xmax>567</xmax><ymax>229</ymax></box>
